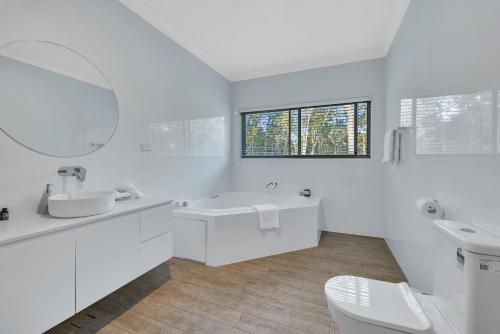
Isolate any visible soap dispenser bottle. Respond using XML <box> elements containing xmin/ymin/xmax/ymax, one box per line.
<box><xmin>37</xmin><ymin>184</ymin><xmax>54</xmax><ymax>215</ymax></box>
<box><xmin>0</xmin><ymin>208</ymin><xmax>9</xmax><ymax>221</ymax></box>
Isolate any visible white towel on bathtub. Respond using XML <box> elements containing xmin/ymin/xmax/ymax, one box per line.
<box><xmin>253</xmin><ymin>204</ymin><xmax>280</xmax><ymax>230</ymax></box>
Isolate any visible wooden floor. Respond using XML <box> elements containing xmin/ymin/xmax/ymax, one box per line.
<box><xmin>46</xmin><ymin>232</ymin><xmax>406</xmax><ymax>334</ymax></box>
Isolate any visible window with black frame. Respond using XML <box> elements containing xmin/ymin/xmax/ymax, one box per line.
<box><xmin>241</xmin><ymin>101</ymin><xmax>371</xmax><ymax>158</ymax></box>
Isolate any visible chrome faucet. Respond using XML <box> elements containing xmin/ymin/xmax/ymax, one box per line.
<box><xmin>58</xmin><ymin>166</ymin><xmax>87</xmax><ymax>182</ymax></box>
<box><xmin>265</xmin><ymin>182</ymin><xmax>278</xmax><ymax>190</ymax></box>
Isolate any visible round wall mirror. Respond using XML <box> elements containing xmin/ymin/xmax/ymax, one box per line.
<box><xmin>0</xmin><ymin>40</ymin><xmax>119</xmax><ymax>157</ymax></box>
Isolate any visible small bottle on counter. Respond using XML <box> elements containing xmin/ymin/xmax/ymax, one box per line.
<box><xmin>299</xmin><ymin>188</ymin><xmax>312</xmax><ymax>197</ymax></box>
<box><xmin>0</xmin><ymin>208</ymin><xmax>9</xmax><ymax>221</ymax></box>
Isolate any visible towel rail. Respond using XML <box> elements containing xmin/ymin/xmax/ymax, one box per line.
<box><xmin>396</xmin><ymin>126</ymin><xmax>412</xmax><ymax>132</ymax></box>
<box><xmin>395</xmin><ymin>127</ymin><xmax>412</xmax><ymax>163</ymax></box>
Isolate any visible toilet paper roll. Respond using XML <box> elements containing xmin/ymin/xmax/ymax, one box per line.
<box><xmin>415</xmin><ymin>197</ymin><xmax>444</xmax><ymax>218</ymax></box>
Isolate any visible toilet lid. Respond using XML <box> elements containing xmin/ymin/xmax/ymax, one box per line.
<box><xmin>325</xmin><ymin>276</ymin><xmax>432</xmax><ymax>334</ymax></box>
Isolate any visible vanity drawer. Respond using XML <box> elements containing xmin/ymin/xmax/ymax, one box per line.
<box><xmin>140</xmin><ymin>205</ymin><xmax>173</xmax><ymax>242</ymax></box>
<box><xmin>140</xmin><ymin>232</ymin><xmax>173</xmax><ymax>273</ymax></box>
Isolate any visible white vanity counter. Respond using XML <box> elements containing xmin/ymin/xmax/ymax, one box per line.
<box><xmin>0</xmin><ymin>197</ymin><xmax>172</xmax><ymax>246</ymax></box>
<box><xmin>0</xmin><ymin>197</ymin><xmax>175</xmax><ymax>334</ymax></box>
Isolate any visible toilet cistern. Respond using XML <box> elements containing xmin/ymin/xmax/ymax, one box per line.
<box><xmin>58</xmin><ymin>166</ymin><xmax>87</xmax><ymax>182</ymax></box>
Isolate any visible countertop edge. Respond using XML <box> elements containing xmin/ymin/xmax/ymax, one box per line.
<box><xmin>0</xmin><ymin>198</ymin><xmax>173</xmax><ymax>247</ymax></box>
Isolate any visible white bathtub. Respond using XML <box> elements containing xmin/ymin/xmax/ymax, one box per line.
<box><xmin>173</xmin><ymin>191</ymin><xmax>321</xmax><ymax>266</ymax></box>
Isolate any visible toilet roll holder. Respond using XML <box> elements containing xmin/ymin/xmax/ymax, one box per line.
<box><xmin>416</xmin><ymin>197</ymin><xmax>445</xmax><ymax>219</ymax></box>
<box><xmin>426</xmin><ymin>200</ymin><xmax>445</xmax><ymax>217</ymax></box>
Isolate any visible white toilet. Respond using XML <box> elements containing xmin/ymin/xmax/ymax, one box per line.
<box><xmin>325</xmin><ymin>220</ymin><xmax>500</xmax><ymax>334</ymax></box>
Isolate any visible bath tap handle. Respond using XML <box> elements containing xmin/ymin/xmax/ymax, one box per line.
<box><xmin>265</xmin><ymin>182</ymin><xmax>278</xmax><ymax>190</ymax></box>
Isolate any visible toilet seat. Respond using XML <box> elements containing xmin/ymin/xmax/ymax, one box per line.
<box><xmin>325</xmin><ymin>276</ymin><xmax>433</xmax><ymax>334</ymax></box>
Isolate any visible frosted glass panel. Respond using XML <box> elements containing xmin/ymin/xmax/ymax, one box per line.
<box><xmin>400</xmin><ymin>98</ymin><xmax>413</xmax><ymax>128</ymax></box>
<box><xmin>152</xmin><ymin>116</ymin><xmax>225</xmax><ymax>157</ymax></box>
<box><xmin>189</xmin><ymin>116</ymin><xmax>225</xmax><ymax>157</ymax></box>
<box><xmin>400</xmin><ymin>91</ymin><xmax>498</xmax><ymax>155</ymax></box>
<box><xmin>498</xmin><ymin>91</ymin><xmax>500</xmax><ymax>151</ymax></box>
<box><xmin>152</xmin><ymin>120</ymin><xmax>187</xmax><ymax>157</ymax></box>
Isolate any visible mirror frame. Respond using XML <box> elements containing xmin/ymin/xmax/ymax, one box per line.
<box><xmin>0</xmin><ymin>39</ymin><xmax>119</xmax><ymax>158</ymax></box>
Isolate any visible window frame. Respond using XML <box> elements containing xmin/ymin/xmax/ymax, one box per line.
<box><xmin>241</xmin><ymin>101</ymin><xmax>371</xmax><ymax>159</ymax></box>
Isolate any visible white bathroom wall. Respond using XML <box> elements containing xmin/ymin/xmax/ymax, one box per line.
<box><xmin>231</xmin><ymin>59</ymin><xmax>386</xmax><ymax>237</ymax></box>
<box><xmin>0</xmin><ymin>0</ymin><xmax>231</xmax><ymax>211</ymax></box>
<box><xmin>384</xmin><ymin>0</ymin><xmax>500</xmax><ymax>292</ymax></box>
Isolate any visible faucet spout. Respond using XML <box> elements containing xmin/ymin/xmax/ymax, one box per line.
<box><xmin>73</xmin><ymin>167</ymin><xmax>86</xmax><ymax>182</ymax></box>
<box><xmin>58</xmin><ymin>166</ymin><xmax>87</xmax><ymax>182</ymax></box>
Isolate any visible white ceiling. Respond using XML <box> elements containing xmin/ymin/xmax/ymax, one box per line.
<box><xmin>119</xmin><ymin>0</ymin><xmax>410</xmax><ymax>82</ymax></box>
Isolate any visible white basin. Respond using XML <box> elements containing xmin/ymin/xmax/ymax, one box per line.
<box><xmin>48</xmin><ymin>191</ymin><xmax>116</xmax><ymax>218</ymax></box>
